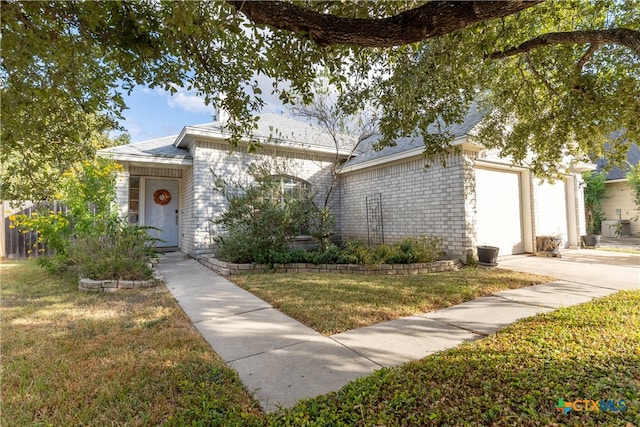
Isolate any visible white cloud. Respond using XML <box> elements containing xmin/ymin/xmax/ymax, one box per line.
<box><xmin>166</xmin><ymin>89</ymin><xmax>213</xmax><ymax>114</ymax></box>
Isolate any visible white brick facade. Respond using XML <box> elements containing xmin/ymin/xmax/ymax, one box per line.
<box><xmin>184</xmin><ymin>141</ymin><xmax>339</xmax><ymax>256</ymax></box>
<box><xmin>340</xmin><ymin>151</ymin><xmax>477</xmax><ymax>258</ymax></box>
<box><xmin>103</xmin><ymin>113</ymin><xmax>589</xmax><ymax>260</ymax></box>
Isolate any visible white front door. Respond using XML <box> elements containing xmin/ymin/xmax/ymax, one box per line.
<box><xmin>145</xmin><ymin>179</ymin><xmax>179</xmax><ymax>247</ymax></box>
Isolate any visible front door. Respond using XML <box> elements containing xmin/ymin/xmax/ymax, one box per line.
<box><xmin>145</xmin><ymin>179</ymin><xmax>179</xmax><ymax>247</ymax></box>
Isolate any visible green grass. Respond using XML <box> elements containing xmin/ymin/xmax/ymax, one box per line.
<box><xmin>231</xmin><ymin>268</ymin><xmax>555</xmax><ymax>335</ymax></box>
<box><xmin>3</xmin><ymin>261</ymin><xmax>638</xmax><ymax>426</ymax></box>
<box><xmin>272</xmin><ymin>290</ymin><xmax>640</xmax><ymax>426</ymax></box>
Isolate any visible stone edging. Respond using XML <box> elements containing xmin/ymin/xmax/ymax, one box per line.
<box><xmin>197</xmin><ymin>255</ymin><xmax>462</xmax><ymax>277</ymax></box>
<box><xmin>78</xmin><ymin>271</ymin><xmax>163</xmax><ymax>292</ymax></box>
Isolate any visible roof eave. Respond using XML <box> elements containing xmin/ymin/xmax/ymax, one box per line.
<box><xmin>175</xmin><ymin>125</ymin><xmax>351</xmax><ymax>157</ymax></box>
<box><xmin>341</xmin><ymin>135</ymin><xmax>476</xmax><ymax>174</ymax></box>
<box><xmin>99</xmin><ymin>152</ymin><xmax>193</xmax><ymax>166</ymax></box>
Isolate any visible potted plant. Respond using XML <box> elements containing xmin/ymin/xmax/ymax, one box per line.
<box><xmin>477</xmin><ymin>245</ymin><xmax>499</xmax><ymax>266</ymax></box>
<box><xmin>536</xmin><ymin>235</ymin><xmax>563</xmax><ymax>256</ymax></box>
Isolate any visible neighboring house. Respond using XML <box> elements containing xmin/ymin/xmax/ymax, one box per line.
<box><xmin>595</xmin><ymin>143</ymin><xmax>640</xmax><ymax>237</ymax></box>
<box><xmin>99</xmin><ymin>110</ymin><xmax>591</xmax><ymax>260</ymax></box>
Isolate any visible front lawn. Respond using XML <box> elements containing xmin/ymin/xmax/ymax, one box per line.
<box><xmin>0</xmin><ymin>261</ymin><xmax>263</xmax><ymax>426</ymax></box>
<box><xmin>3</xmin><ymin>261</ymin><xmax>637</xmax><ymax>426</ymax></box>
<box><xmin>273</xmin><ymin>290</ymin><xmax>639</xmax><ymax>426</ymax></box>
<box><xmin>231</xmin><ymin>268</ymin><xmax>555</xmax><ymax>335</ymax></box>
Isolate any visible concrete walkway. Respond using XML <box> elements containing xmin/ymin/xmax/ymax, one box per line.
<box><xmin>156</xmin><ymin>250</ymin><xmax>639</xmax><ymax>412</ymax></box>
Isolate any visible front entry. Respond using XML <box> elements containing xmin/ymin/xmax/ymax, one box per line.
<box><xmin>145</xmin><ymin>179</ymin><xmax>179</xmax><ymax>247</ymax></box>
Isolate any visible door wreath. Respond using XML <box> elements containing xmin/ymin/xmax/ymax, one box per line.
<box><xmin>153</xmin><ymin>189</ymin><xmax>172</xmax><ymax>205</ymax></box>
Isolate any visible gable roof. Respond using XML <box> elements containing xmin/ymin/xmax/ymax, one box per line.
<box><xmin>175</xmin><ymin>113</ymin><xmax>354</xmax><ymax>155</ymax></box>
<box><xmin>99</xmin><ymin>113</ymin><xmax>354</xmax><ymax>164</ymax></box>
<box><xmin>99</xmin><ymin>135</ymin><xmax>192</xmax><ymax>165</ymax></box>
<box><xmin>595</xmin><ymin>143</ymin><xmax>640</xmax><ymax>181</ymax></box>
<box><xmin>345</xmin><ymin>104</ymin><xmax>487</xmax><ymax>168</ymax></box>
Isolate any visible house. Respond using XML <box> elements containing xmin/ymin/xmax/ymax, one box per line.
<box><xmin>99</xmin><ymin>110</ymin><xmax>590</xmax><ymax>260</ymax></box>
<box><xmin>595</xmin><ymin>143</ymin><xmax>640</xmax><ymax>237</ymax></box>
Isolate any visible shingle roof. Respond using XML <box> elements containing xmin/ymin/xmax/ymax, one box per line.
<box><xmin>100</xmin><ymin>113</ymin><xmax>348</xmax><ymax>160</ymax></box>
<box><xmin>185</xmin><ymin>113</ymin><xmax>353</xmax><ymax>152</ymax></box>
<box><xmin>595</xmin><ymin>143</ymin><xmax>640</xmax><ymax>180</ymax></box>
<box><xmin>99</xmin><ymin>135</ymin><xmax>191</xmax><ymax>161</ymax></box>
<box><xmin>101</xmin><ymin>108</ymin><xmax>486</xmax><ymax>165</ymax></box>
<box><xmin>346</xmin><ymin>104</ymin><xmax>487</xmax><ymax>166</ymax></box>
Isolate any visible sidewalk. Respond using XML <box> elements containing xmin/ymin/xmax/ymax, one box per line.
<box><xmin>156</xmin><ymin>251</ymin><xmax>637</xmax><ymax>412</ymax></box>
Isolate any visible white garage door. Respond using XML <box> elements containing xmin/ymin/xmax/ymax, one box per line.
<box><xmin>475</xmin><ymin>168</ymin><xmax>524</xmax><ymax>256</ymax></box>
<box><xmin>533</xmin><ymin>178</ymin><xmax>568</xmax><ymax>242</ymax></box>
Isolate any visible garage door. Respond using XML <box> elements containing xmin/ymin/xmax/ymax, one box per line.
<box><xmin>533</xmin><ymin>178</ymin><xmax>568</xmax><ymax>241</ymax></box>
<box><xmin>475</xmin><ymin>168</ymin><xmax>524</xmax><ymax>255</ymax></box>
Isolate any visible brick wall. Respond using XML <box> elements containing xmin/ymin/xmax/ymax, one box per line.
<box><xmin>180</xmin><ymin>167</ymin><xmax>196</xmax><ymax>254</ymax></box>
<box><xmin>339</xmin><ymin>152</ymin><xmax>477</xmax><ymax>258</ymax></box>
<box><xmin>114</xmin><ymin>170</ymin><xmax>129</xmax><ymax>219</ymax></box>
<box><xmin>187</xmin><ymin>141</ymin><xmax>339</xmax><ymax>256</ymax></box>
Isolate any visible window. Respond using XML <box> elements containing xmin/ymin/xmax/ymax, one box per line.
<box><xmin>273</xmin><ymin>175</ymin><xmax>312</xmax><ymax>236</ymax></box>
<box><xmin>129</xmin><ymin>176</ymin><xmax>140</xmax><ymax>224</ymax></box>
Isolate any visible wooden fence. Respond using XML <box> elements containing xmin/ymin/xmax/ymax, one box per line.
<box><xmin>2</xmin><ymin>201</ymin><xmax>67</xmax><ymax>260</ymax></box>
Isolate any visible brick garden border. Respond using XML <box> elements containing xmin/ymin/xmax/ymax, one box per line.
<box><xmin>78</xmin><ymin>271</ymin><xmax>163</xmax><ymax>292</ymax></box>
<box><xmin>197</xmin><ymin>255</ymin><xmax>462</xmax><ymax>277</ymax></box>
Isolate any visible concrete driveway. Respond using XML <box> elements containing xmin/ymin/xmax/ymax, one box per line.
<box><xmin>497</xmin><ymin>249</ymin><xmax>639</xmax><ymax>291</ymax></box>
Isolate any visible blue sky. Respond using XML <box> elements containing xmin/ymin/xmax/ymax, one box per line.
<box><xmin>119</xmin><ymin>84</ymin><xmax>286</xmax><ymax>143</ymax></box>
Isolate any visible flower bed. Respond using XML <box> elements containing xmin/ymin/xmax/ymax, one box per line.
<box><xmin>198</xmin><ymin>255</ymin><xmax>461</xmax><ymax>277</ymax></box>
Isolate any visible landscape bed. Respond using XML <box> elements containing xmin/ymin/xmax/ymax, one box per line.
<box><xmin>198</xmin><ymin>255</ymin><xmax>462</xmax><ymax>277</ymax></box>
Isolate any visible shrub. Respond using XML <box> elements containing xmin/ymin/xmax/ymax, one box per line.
<box><xmin>65</xmin><ymin>225</ymin><xmax>158</xmax><ymax>280</ymax></box>
<box><xmin>582</xmin><ymin>170</ymin><xmax>608</xmax><ymax>234</ymax></box>
<box><xmin>10</xmin><ymin>159</ymin><xmax>158</xmax><ymax>281</ymax></box>
<box><xmin>212</xmin><ymin>162</ymin><xmax>336</xmax><ymax>264</ymax></box>
<box><xmin>337</xmin><ymin>236</ymin><xmax>444</xmax><ymax>265</ymax></box>
<box><xmin>627</xmin><ymin>163</ymin><xmax>640</xmax><ymax>220</ymax></box>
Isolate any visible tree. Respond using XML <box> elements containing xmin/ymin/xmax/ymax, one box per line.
<box><xmin>2</xmin><ymin>0</ymin><xmax>639</xmax><ymax>192</ymax></box>
<box><xmin>0</xmin><ymin>113</ymin><xmax>129</xmax><ymax>202</ymax></box>
<box><xmin>291</xmin><ymin>79</ymin><xmax>377</xmax><ymax>209</ymax></box>
<box><xmin>627</xmin><ymin>163</ymin><xmax>640</xmax><ymax>220</ymax></box>
<box><xmin>582</xmin><ymin>170</ymin><xmax>608</xmax><ymax>235</ymax></box>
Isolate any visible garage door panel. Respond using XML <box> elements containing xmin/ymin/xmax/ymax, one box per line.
<box><xmin>476</xmin><ymin>168</ymin><xmax>524</xmax><ymax>256</ymax></box>
<box><xmin>533</xmin><ymin>179</ymin><xmax>568</xmax><ymax>242</ymax></box>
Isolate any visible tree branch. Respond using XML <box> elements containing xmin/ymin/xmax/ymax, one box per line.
<box><xmin>226</xmin><ymin>1</ymin><xmax>541</xmax><ymax>47</ymax></box>
<box><xmin>576</xmin><ymin>43</ymin><xmax>600</xmax><ymax>71</ymax></box>
<box><xmin>489</xmin><ymin>29</ymin><xmax>640</xmax><ymax>59</ymax></box>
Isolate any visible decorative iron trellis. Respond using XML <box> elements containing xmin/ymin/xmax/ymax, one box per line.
<box><xmin>366</xmin><ymin>193</ymin><xmax>384</xmax><ymax>246</ymax></box>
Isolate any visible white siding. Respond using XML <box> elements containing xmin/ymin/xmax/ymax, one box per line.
<box><xmin>601</xmin><ymin>181</ymin><xmax>640</xmax><ymax>236</ymax></box>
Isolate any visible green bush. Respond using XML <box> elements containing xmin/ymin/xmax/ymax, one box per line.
<box><xmin>213</xmin><ymin>162</ymin><xmax>336</xmax><ymax>264</ymax></box>
<box><xmin>247</xmin><ymin>237</ymin><xmax>445</xmax><ymax>266</ymax></box>
<box><xmin>582</xmin><ymin>170</ymin><xmax>608</xmax><ymax>234</ymax></box>
<box><xmin>339</xmin><ymin>236</ymin><xmax>444</xmax><ymax>265</ymax></box>
<box><xmin>10</xmin><ymin>159</ymin><xmax>158</xmax><ymax>280</ymax></box>
<box><xmin>65</xmin><ymin>225</ymin><xmax>159</xmax><ymax>280</ymax></box>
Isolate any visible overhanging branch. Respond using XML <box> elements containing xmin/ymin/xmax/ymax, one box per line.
<box><xmin>227</xmin><ymin>1</ymin><xmax>541</xmax><ymax>47</ymax></box>
<box><xmin>488</xmin><ymin>29</ymin><xmax>640</xmax><ymax>59</ymax></box>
